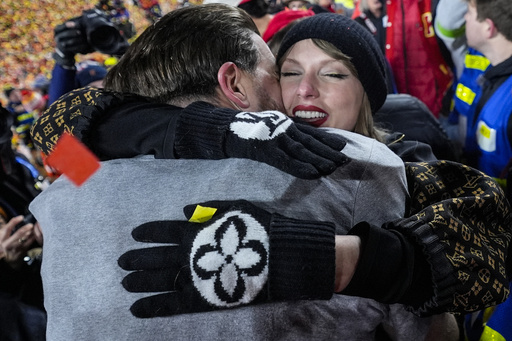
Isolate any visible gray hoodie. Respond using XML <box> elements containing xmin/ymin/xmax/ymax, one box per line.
<box><xmin>30</xmin><ymin>129</ymin><xmax>432</xmax><ymax>341</ymax></box>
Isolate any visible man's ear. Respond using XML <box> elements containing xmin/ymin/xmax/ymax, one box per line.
<box><xmin>217</xmin><ymin>62</ymin><xmax>251</xmax><ymax>109</ymax></box>
<box><xmin>485</xmin><ymin>18</ymin><xmax>498</xmax><ymax>38</ymax></box>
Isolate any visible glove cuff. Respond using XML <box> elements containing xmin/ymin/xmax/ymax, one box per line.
<box><xmin>342</xmin><ymin>222</ymin><xmax>419</xmax><ymax>303</ymax></box>
<box><xmin>268</xmin><ymin>216</ymin><xmax>335</xmax><ymax>301</ymax></box>
<box><xmin>387</xmin><ymin>217</ymin><xmax>452</xmax><ymax>316</ymax></box>
<box><xmin>174</xmin><ymin>101</ymin><xmax>235</xmax><ymax>159</ymax></box>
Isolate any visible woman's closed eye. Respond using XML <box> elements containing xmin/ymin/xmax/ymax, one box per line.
<box><xmin>280</xmin><ymin>71</ymin><xmax>300</xmax><ymax>78</ymax></box>
<box><xmin>324</xmin><ymin>73</ymin><xmax>349</xmax><ymax>79</ymax></box>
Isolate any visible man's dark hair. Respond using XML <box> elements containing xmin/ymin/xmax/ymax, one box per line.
<box><xmin>469</xmin><ymin>0</ymin><xmax>512</xmax><ymax>41</ymax></box>
<box><xmin>238</xmin><ymin>0</ymin><xmax>270</xmax><ymax>19</ymax></box>
<box><xmin>105</xmin><ymin>4</ymin><xmax>260</xmax><ymax>105</ymax></box>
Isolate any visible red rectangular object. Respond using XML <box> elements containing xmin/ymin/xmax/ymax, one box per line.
<box><xmin>45</xmin><ymin>133</ymin><xmax>100</xmax><ymax>186</ymax></box>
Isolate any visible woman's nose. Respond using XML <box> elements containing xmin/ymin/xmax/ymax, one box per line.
<box><xmin>297</xmin><ymin>74</ymin><xmax>319</xmax><ymax>98</ymax></box>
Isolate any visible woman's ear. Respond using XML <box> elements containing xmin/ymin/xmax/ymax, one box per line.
<box><xmin>217</xmin><ymin>62</ymin><xmax>251</xmax><ymax>109</ymax></box>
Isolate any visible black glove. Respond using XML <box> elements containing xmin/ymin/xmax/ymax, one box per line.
<box><xmin>174</xmin><ymin>102</ymin><xmax>350</xmax><ymax>180</ymax></box>
<box><xmin>53</xmin><ymin>21</ymin><xmax>93</xmax><ymax>68</ymax></box>
<box><xmin>118</xmin><ymin>200</ymin><xmax>336</xmax><ymax>318</ymax></box>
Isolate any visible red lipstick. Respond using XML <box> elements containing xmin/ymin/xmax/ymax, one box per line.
<box><xmin>292</xmin><ymin>105</ymin><xmax>329</xmax><ymax>127</ymax></box>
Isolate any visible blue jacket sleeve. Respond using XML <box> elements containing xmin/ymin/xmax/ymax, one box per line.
<box><xmin>48</xmin><ymin>64</ymin><xmax>77</xmax><ymax>105</ymax></box>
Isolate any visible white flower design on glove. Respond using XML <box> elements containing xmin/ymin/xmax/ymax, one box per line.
<box><xmin>191</xmin><ymin>211</ymin><xmax>269</xmax><ymax>307</ymax></box>
<box><xmin>229</xmin><ymin>111</ymin><xmax>293</xmax><ymax>141</ymax></box>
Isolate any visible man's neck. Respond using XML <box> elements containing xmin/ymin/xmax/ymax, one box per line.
<box><xmin>169</xmin><ymin>95</ymin><xmax>217</xmax><ymax>109</ymax></box>
<box><xmin>484</xmin><ymin>36</ymin><xmax>512</xmax><ymax>66</ymax></box>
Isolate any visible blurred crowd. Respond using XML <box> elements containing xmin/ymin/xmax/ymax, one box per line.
<box><xmin>0</xmin><ymin>0</ymin><xmax>179</xmax><ymax>101</ymax></box>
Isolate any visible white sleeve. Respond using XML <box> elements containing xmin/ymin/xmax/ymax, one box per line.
<box><xmin>434</xmin><ymin>0</ymin><xmax>469</xmax><ymax>78</ymax></box>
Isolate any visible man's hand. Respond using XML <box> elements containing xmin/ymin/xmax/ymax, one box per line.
<box><xmin>53</xmin><ymin>21</ymin><xmax>93</xmax><ymax>68</ymax></box>
<box><xmin>175</xmin><ymin>103</ymin><xmax>350</xmax><ymax>179</ymax></box>
<box><xmin>118</xmin><ymin>200</ymin><xmax>335</xmax><ymax>318</ymax></box>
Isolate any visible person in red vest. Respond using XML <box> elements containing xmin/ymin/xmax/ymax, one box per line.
<box><xmin>353</xmin><ymin>0</ymin><xmax>454</xmax><ymax>118</ymax></box>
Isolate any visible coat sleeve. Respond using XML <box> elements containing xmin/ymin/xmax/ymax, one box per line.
<box><xmin>343</xmin><ymin>160</ymin><xmax>511</xmax><ymax>316</ymax></box>
<box><xmin>31</xmin><ymin>87</ymin><xmax>179</xmax><ymax>160</ymax></box>
<box><xmin>391</xmin><ymin>160</ymin><xmax>511</xmax><ymax>315</ymax></box>
<box><xmin>48</xmin><ymin>64</ymin><xmax>77</xmax><ymax>105</ymax></box>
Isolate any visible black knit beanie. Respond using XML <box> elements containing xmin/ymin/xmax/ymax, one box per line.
<box><xmin>276</xmin><ymin>13</ymin><xmax>388</xmax><ymax>114</ymax></box>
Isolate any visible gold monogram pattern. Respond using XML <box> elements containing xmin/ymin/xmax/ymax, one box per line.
<box><xmin>402</xmin><ymin>161</ymin><xmax>511</xmax><ymax>315</ymax></box>
<box><xmin>30</xmin><ymin>87</ymin><xmax>144</xmax><ymax>157</ymax></box>
<box><xmin>30</xmin><ymin>88</ymin><xmax>105</xmax><ymax>156</ymax></box>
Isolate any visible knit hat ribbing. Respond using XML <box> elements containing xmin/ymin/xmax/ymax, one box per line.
<box><xmin>276</xmin><ymin>13</ymin><xmax>388</xmax><ymax>113</ymax></box>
